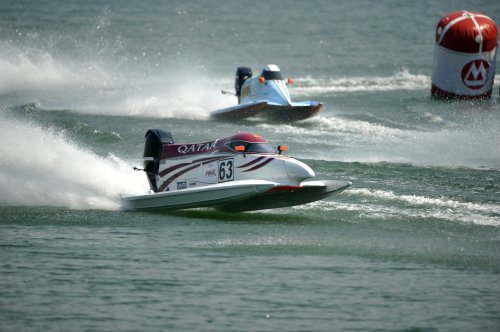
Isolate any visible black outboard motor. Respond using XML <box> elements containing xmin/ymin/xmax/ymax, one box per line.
<box><xmin>234</xmin><ymin>67</ymin><xmax>252</xmax><ymax>102</ymax></box>
<box><xmin>143</xmin><ymin>129</ymin><xmax>174</xmax><ymax>192</ymax></box>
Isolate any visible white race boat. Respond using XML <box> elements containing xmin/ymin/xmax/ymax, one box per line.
<box><xmin>211</xmin><ymin>64</ymin><xmax>323</xmax><ymax>122</ymax></box>
<box><xmin>122</xmin><ymin>129</ymin><xmax>350</xmax><ymax>212</ymax></box>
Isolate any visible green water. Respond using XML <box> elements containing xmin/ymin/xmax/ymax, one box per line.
<box><xmin>2</xmin><ymin>206</ymin><xmax>499</xmax><ymax>331</ymax></box>
<box><xmin>1</xmin><ymin>0</ymin><xmax>500</xmax><ymax>330</ymax></box>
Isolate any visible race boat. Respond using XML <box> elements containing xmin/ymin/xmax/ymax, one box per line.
<box><xmin>122</xmin><ymin>129</ymin><xmax>350</xmax><ymax>212</ymax></box>
<box><xmin>211</xmin><ymin>64</ymin><xmax>323</xmax><ymax>122</ymax></box>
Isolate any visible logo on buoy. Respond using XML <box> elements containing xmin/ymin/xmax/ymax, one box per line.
<box><xmin>461</xmin><ymin>59</ymin><xmax>490</xmax><ymax>89</ymax></box>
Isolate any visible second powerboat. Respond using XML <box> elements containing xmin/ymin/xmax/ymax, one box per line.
<box><xmin>211</xmin><ymin>64</ymin><xmax>323</xmax><ymax>122</ymax></box>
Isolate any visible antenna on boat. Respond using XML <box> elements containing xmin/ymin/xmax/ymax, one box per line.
<box><xmin>221</xmin><ymin>90</ymin><xmax>236</xmax><ymax>96</ymax></box>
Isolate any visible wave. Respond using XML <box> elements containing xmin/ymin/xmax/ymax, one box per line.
<box><xmin>0</xmin><ymin>38</ymin><xmax>431</xmax><ymax>120</ymax></box>
<box><xmin>258</xmin><ymin>115</ymin><xmax>500</xmax><ymax>169</ymax></box>
<box><xmin>0</xmin><ymin>40</ymin><xmax>233</xmax><ymax>120</ymax></box>
<box><xmin>1</xmin><ymin>39</ymin><xmax>498</xmax><ymax>170</ymax></box>
<box><xmin>290</xmin><ymin>69</ymin><xmax>431</xmax><ymax>96</ymax></box>
<box><xmin>296</xmin><ymin>188</ymin><xmax>500</xmax><ymax>227</ymax></box>
<box><xmin>0</xmin><ymin>38</ymin><xmax>438</xmax><ymax>123</ymax></box>
<box><xmin>0</xmin><ymin>111</ymin><xmax>148</xmax><ymax>210</ymax></box>
<box><xmin>258</xmin><ymin>115</ymin><xmax>407</xmax><ymax>142</ymax></box>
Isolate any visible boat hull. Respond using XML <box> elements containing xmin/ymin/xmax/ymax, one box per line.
<box><xmin>122</xmin><ymin>179</ymin><xmax>350</xmax><ymax>212</ymax></box>
<box><xmin>122</xmin><ymin>180</ymin><xmax>276</xmax><ymax>211</ymax></box>
<box><xmin>211</xmin><ymin>102</ymin><xmax>323</xmax><ymax>122</ymax></box>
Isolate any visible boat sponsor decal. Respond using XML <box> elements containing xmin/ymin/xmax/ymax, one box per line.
<box><xmin>461</xmin><ymin>59</ymin><xmax>490</xmax><ymax>89</ymax></box>
<box><xmin>177</xmin><ymin>181</ymin><xmax>188</xmax><ymax>190</ymax></box>
<box><xmin>204</xmin><ymin>168</ymin><xmax>217</xmax><ymax>177</ymax></box>
<box><xmin>177</xmin><ymin>141</ymin><xmax>217</xmax><ymax>154</ymax></box>
<box><xmin>218</xmin><ymin>158</ymin><xmax>234</xmax><ymax>182</ymax></box>
<box><xmin>161</xmin><ymin>141</ymin><xmax>219</xmax><ymax>158</ymax></box>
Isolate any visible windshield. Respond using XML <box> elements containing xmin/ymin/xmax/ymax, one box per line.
<box><xmin>226</xmin><ymin>141</ymin><xmax>275</xmax><ymax>153</ymax></box>
<box><xmin>261</xmin><ymin>70</ymin><xmax>283</xmax><ymax>81</ymax></box>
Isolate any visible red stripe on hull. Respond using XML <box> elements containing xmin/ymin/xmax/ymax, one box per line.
<box><xmin>268</xmin><ymin>185</ymin><xmax>302</xmax><ymax>192</ymax></box>
<box><xmin>243</xmin><ymin>158</ymin><xmax>274</xmax><ymax>172</ymax></box>
<box><xmin>237</xmin><ymin>156</ymin><xmax>266</xmax><ymax>168</ymax></box>
<box><xmin>159</xmin><ymin>157</ymin><xmax>223</xmax><ymax>177</ymax></box>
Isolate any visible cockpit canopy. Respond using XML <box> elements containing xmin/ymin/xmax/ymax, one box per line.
<box><xmin>224</xmin><ymin>132</ymin><xmax>275</xmax><ymax>154</ymax></box>
<box><xmin>226</xmin><ymin>140</ymin><xmax>275</xmax><ymax>153</ymax></box>
<box><xmin>261</xmin><ymin>64</ymin><xmax>284</xmax><ymax>81</ymax></box>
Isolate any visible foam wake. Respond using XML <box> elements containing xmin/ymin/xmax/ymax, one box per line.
<box><xmin>258</xmin><ymin>115</ymin><xmax>500</xmax><ymax>169</ymax></box>
<box><xmin>0</xmin><ymin>112</ymin><xmax>148</xmax><ymax>210</ymax></box>
<box><xmin>290</xmin><ymin>69</ymin><xmax>430</xmax><ymax>96</ymax></box>
<box><xmin>0</xmin><ymin>40</ymin><xmax>232</xmax><ymax>120</ymax></box>
<box><xmin>296</xmin><ymin>188</ymin><xmax>500</xmax><ymax>227</ymax></box>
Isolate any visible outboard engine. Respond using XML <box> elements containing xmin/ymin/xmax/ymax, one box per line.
<box><xmin>234</xmin><ymin>67</ymin><xmax>252</xmax><ymax>102</ymax></box>
<box><xmin>143</xmin><ymin>129</ymin><xmax>174</xmax><ymax>192</ymax></box>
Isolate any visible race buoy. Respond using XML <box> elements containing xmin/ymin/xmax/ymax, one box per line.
<box><xmin>431</xmin><ymin>10</ymin><xmax>498</xmax><ymax>99</ymax></box>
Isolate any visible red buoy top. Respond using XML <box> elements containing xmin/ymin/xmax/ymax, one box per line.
<box><xmin>436</xmin><ymin>10</ymin><xmax>498</xmax><ymax>53</ymax></box>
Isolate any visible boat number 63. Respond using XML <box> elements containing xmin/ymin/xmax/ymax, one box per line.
<box><xmin>218</xmin><ymin>158</ymin><xmax>234</xmax><ymax>182</ymax></box>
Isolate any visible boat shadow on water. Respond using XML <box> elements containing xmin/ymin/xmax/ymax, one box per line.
<box><xmin>146</xmin><ymin>208</ymin><xmax>315</xmax><ymax>224</ymax></box>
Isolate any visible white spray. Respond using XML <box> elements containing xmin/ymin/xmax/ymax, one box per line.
<box><xmin>0</xmin><ymin>115</ymin><xmax>148</xmax><ymax>210</ymax></box>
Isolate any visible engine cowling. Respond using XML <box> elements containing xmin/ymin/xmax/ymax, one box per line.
<box><xmin>143</xmin><ymin>129</ymin><xmax>174</xmax><ymax>192</ymax></box>
<box><xmin>234</xmin><ymin>67</ymin><xmax>252</xmax><ymax>102</ymax></box>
